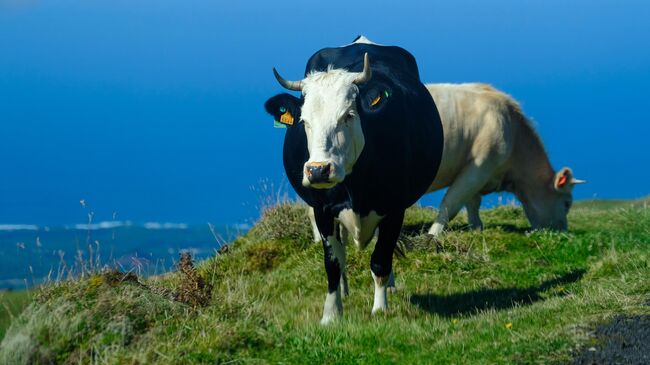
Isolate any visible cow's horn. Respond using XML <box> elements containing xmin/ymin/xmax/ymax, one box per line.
<box><xmin>571</xmin><ymin>178</ymin><xmax>586</xmax><ymax>185</ymax></box>
<box><xmin>273</xmin><ymin>68</ymin><xmax>303</xmax><ymax>91</ymax></box>
<box><xmin>353</xmin><ymin>53</ymin><xmax>372</xmax><ymax>85</ymax></box>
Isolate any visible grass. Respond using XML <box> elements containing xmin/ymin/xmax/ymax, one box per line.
<box><xmin>0</xmin><ymin>290</ymin><xmax>31</xmax><ymax>340</ymax></box>
<box><xmin>1</xmin><ymin>198</ymin><xmax>648</xmax><ymax>364</ymax></box>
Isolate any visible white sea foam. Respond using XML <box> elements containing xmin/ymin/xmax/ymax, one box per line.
<box><xmin>143</xmin><ymin>222</ymin><xmax>188</xmax><ymax>230</ymax></box>
<box><xmin>71</xmin><ymin>221</ymin><xmax>131</xmax><ymax>230</ymax></box>
<box><xmin>0</xmin><ymin>224</ymin><xmax>39</xmax><ymax>231</ymax></box>
<box><xmin>1</xmin><ymin>221</ymin><xmax>214</xmax><ymax>232</ymax></box>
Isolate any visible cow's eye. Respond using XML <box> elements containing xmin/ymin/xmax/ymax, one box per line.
<box><xmin>345</xmin><ymin>111</ymin><xmax>355</xmax><ymax>122</ymax></box>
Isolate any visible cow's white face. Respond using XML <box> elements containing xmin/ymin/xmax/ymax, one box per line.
<box><xmin>272</xmin><ymin>53</ymin><xmax>372</xmax><ymax>189</ymax></box>
<box><xmin>299</xmin><ymin>69</ymin><xmax>365</xmax><ymax>189</ymax></box>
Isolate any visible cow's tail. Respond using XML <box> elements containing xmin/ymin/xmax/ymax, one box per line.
<box><xmin>394</xmin><ymin>240</ymin><xmax>407</xmax><ymax>258</ymax></box>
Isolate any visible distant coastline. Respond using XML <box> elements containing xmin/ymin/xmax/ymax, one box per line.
<box><xmin>0</xmin><ymin>223</ymin><xmax>248</xmax><ymax>289</ymax></box>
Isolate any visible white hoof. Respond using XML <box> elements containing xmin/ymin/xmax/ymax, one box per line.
<box><xmin>320</xmin><ymin>313</ymin><xmax>339</xmax><ymax>325</ymax></box>
<box><xmin>371</xmin><ymin>304</ymin><xmax>388</xmax><ymax>315</ymax></box>
<box><xmin>371</xmin><ymin>272</ymin><xmax>389</xmax><ymax>315</ymax></box>
<box><xmin>321</xmin><ymin>290</ymin><xmax>342</xmax><ymax>325</ymax></box>
<box><xmin>428</xmin><ymin>222</ymin><xmax>444</xmax><ymax>237</ymax></box>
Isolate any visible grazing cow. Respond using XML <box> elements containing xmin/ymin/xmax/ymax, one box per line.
<box><xmin>424</xmin><ymin>83</ymin><xmax>584</xmax><ymax>236</ymax></box>
<box><xmin>264</xmin><ymin>36</ymin><xmax>443</xmax><ymax>323</ymax></box>
<box><xmin>306</xmin><ymin>83</ymin><xmax>585</xmax><ymax>239</ymax></box>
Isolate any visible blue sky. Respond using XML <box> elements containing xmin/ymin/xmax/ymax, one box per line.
<box><xmin>0</xmin><ymin>0</ymin><xmax>648</xmax><ymax>225</ymax></box>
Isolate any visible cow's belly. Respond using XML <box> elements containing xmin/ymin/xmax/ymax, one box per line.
<box><xmin>426</xmin><ymin>137</ymin><xmax>470</xmax><ymax>192</ymax></box>
<box><xmin>338</xmin><ymin>209</ymin><xmax>383</xmax><ymax>249</ymax></box>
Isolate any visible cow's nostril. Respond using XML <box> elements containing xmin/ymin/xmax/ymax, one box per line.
<box><xmin>321</xmin><ymin>164</ymin><xmax>331</xmax><ymax>175</ymax></box>
<box><xmin>306</xmin><ymin>163</ymin><xmax>332</xmax><ymax>184</ymax></box>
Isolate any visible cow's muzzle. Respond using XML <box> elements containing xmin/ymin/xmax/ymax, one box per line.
<box><xmin>305</xmin><ymin>162</ymin><xmax>332</xmax><ymax>185</ymax></box>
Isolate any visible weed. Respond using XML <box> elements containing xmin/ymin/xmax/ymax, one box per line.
<box><xmin>174</xmin><ymin>252</ymin><xmax>213</xmax><ymax>307</ymax></box>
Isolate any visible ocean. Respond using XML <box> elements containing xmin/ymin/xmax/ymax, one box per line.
<box><xmin>0</xmin><ymin>222</ymin><xmax>247</xmax><ymax>289</ymax></box>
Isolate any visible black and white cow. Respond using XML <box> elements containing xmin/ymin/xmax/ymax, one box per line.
<box><xmin>264</xmin><ymin>36</ymin><xmax>443</xmax><ymax>324</ymax></box>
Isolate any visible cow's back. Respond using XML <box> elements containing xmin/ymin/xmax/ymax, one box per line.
<box><xmin>426</xmin><ymin>83</ymin><xmax>518</xmax><ymax>192</ymax></box>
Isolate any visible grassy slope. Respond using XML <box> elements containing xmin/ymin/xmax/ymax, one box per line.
<box><xmin>0</xmin><ymin>291</ymin><xmax>31</xmax><ymax>340</ymax></box>
<box><xmin>0</xmin><ymin>199</ymin><xmax>648</xmax><ymax>364</ymax></box>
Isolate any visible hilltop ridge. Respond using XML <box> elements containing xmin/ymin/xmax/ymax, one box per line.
<box><xmin>1</xmin><ymin>199</ymin><xmax>649</xmax><ymax>364</ymax></box>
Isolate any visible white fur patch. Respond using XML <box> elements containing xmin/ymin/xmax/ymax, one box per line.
<box><xmin>300</xmin><ymin>69</ymin><xmax>366</xmax><ymax>188</ymax></box>
<box><xmin>321</xmin><ymin>290</ymin><xmax>342</xmax><ymax>325</ymax></box>
<box><xmin>371</xmin><ymin>271</ymin><xmax>389</xmax><ymax>314</ymax></box>
<box><xmin>338</xmin><ymin>209</ymin><xmax>383</xmax><ymax>249</ymax></box>
<box><xmin>308</xmin><ymin>207</ymin><xmax>321</xmax><ymax>243</ymax></box>
<box><xmin>351</xmin><ymin>35</ymin><xmax>379</xmax><ymax>45</ymax></box>
<box><xmin>428</xmin><ymin>222</ymin><xmax>445</xmax><ymax>237</ymax></box>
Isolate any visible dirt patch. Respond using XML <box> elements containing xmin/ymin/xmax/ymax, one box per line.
<box><xmin>573</xmin><ymin>315</ymin><xmax>650</xmax><ymax>365</ymax></box>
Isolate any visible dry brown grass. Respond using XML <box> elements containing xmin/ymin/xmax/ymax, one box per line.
<box><xmin>174</xmin><ymin>252</ymin><xmax>213</xmax><ymax>308</ymax></box>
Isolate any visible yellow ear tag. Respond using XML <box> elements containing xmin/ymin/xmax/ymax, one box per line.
<box><xmin>280</xmin><ymin>111</ymin><xmax>294</xmax><ymax>125</ymax></box>
<box><xmin>371</xmin><ymin>95</ymin><xmax>381</xmax><ymax>107</ymax></box>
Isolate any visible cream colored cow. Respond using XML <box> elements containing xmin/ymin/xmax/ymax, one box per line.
<box><xmin>426</xmin><ymin>83</ymin><xmax>584</xmax><ymax>236</ymax></box>
<box><xmin>309</xmin><ymin>83</ymin><xmax>584</xmax><ymax>240</ymax></box>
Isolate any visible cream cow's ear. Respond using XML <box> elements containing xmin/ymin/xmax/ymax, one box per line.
<box><xmin>553</xmin><ymin>167</ymin><xmax>585</xmax><ymax>192</ymax></box>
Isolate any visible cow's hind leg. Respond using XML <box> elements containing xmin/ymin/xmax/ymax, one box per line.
<box><xmin>308</xmin><ymin>207</ymin><xmax>320</xmax><ymax>243</ymax></box>
<box><xmin>429</xmin><ymin>165</ymin><xmax>492</xmax><ymax>237</ymax></box>
<box><xmin>339</xmin><ymin>225</ymin><xmax>350</xmax><ymax>297</ymax></box>
<box><xmin>466</xmin><ymin>194</ymin><xmax>483</xmax><ymax>230</ymax></box>
<box><xmin>371</xmin><ymin>210</ymin><xmax>404</xmax><ymax>314</ymax></box>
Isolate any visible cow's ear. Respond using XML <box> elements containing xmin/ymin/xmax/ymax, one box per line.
<box><xmin>553</xmin><ymin>167</ymin><xmax>586</xmax><ymax>192</ymax></box>
<box><xmin>358</xmin><ymin>83</ymin><xmax>393</xmax><ymax>116</ymax></box>
<box><xmin>264</xmin><ymin>93</ymin><xmax>302</xmax><ymax>128</ymax></box>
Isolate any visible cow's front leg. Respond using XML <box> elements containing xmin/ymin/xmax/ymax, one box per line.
<box><xmin>429</xmin><ymin>165</ymin><xmax>491</xmax><ymax>237</ymax></box>
<box><xmin>370</xmin><ymin>210</ymin><xmax>404</xmax><ymax>314</ymax></box>
<box><xmin>321</xmin><ymin>236</ymin><xmax>344</xmax><ymax>324</ymax></box>
<box><xmin>314</xmin><ymin>210</ymin><xmax>344</xmax><ymax>324</ymax></box>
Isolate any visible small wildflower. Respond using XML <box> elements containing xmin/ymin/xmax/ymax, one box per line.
<box><xmin>452</xmin><ymin>319</ymin><xmax>459</xmax><ymax>325</ymax></box>
<box><xmin>505</xmin><ymin>322</ymin><xmax>513</xmax><ymax>329</ymax></box>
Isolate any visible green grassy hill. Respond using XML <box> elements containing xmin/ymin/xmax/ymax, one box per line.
<box><xmin>1</xmin><ymin>199</ymin><xmax>649</xmax><ymax>364</ymax></box>
<box><xmin>0</xmin><ymin>291</ymin><xmax>31</xmax><ymax>340</ymax></box>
